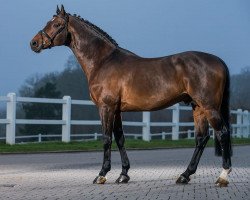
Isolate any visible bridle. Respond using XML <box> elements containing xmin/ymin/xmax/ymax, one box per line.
<box><xmin>39</xmin><ymin>14</ymin><xmax>69</xmax><ymax>49</ymax></box>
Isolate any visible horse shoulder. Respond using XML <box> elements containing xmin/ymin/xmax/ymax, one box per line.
<box><xmin>88</xmin><ymin>66</ymin><xmax>121</xmax><ymax>107</ymax></box>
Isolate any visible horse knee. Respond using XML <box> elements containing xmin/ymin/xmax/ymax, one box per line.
<box><xmin>103</xmin><ymin>136</ymin><xmax>112</xmax><ymax>152</ymax></box>
<box><xmin>115</xmin><ymin>133</ymin><xmax>125</xmax><ymax>148</ymax></box>
<box><xmin>196</xmin><ymin>135</ymin><xmax>210</xmax><ymax>149</ymax></box>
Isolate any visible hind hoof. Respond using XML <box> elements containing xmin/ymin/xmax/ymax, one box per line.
<box><xmin>93</xmin><ymin>176</ymin><xmax>107</xmax><ymax>184</ymax></box>
<box><xmin>115</xmin><ymin>174</ymin><xmax>130</xmax><ymax>184</ymax></box>
<box><xmin>176</xmin><ymin>175</ymin><xmax>190</xmax><ymax>184</ymax></box>
<box><xmin>215</xmin><ymin>177</ymin><xmax>229</xmax><ymax>187</ymax></box>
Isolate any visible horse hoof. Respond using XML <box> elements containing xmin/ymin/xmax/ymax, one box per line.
<box><xmin>115</xmin><ymin>174</ymin><xmax>130</xmax><ymax>184</ymax></box>
<box><xmin>215</xmin><ymin>177</ymin><xmax>229</xmax><ymax>187</ymax></box>
<box><xmin>93</xmin><ymin>176</ymin><xmax>107</xmax><ymax>184</ymax></box>
<box><xmin>176</xmin><ymin>175</ymin><xmax>190</xmax><ymax>184</ymax></box>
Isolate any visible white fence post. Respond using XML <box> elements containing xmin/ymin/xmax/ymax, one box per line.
<box><xmin>172</xmin><ymin>104</ymin><xmax>180</xmax><ymax>140</ymax></box>
<box><xmin>94</xmin><ymin>132</ymin><xmax>98</xmax><ymax>140</ymax></box>
<box><xmin>38</xmin><ymin>133</ymin><xmax>42</xmax><ymax>143</ymax></box>
<box><xmin>187</xmin><ymin>129</ymin><xmax>192</xmax><ymax>139</ymax></box>
<box><xmin>6</xmin><ymin>93</ymin><xmax>16</xmax><ymax>145</ymax></box>
<box><xmin>162</xmin><ymin>131</ymin><xmax>166</xmax><ymax>140</ymax></box>
<box><xmin>243</xmin><ymin>110</ymin><xmax>249</xmax><ymax>138</ymax></box>
<box><xmin>236</xmin><ymin>109</ymin><xmax>242</xmax><ymax>138</ymax></box>
<box><xmin>62</xmin><ymin>96</ymin><xmax>71</xmax><ymax>142</ymax></box>
<box><xmin>142</xmin><ymin>112</ymin><xmax>151</xmax><ymax>141</ymax></box>
<box><xmin>211</xmin><ymin>129</ymin><xmax>215</xmax><ymax>139</ymax></box>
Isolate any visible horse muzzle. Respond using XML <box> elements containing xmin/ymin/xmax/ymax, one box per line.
<box><xmin>30</xmin><ymin>39</ymin><xmax>43</xmax><ymax>53</ymax></box>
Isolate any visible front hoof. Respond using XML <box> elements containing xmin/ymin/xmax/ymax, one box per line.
<box><xmin>115</xmin><ymin>174</ymin><xmax>130</xmax><ymax>184</ymax></box>
<box><xmin>176</xmin><ymin>175</ymin><xmax>190</xmax><ymax>184</ymax></box>
<box><xmin>215</xmin><ymin>177</ymin><xmax>229</xmax><ymax>187</ymax></box>
<box><xmin>93</xmin><ymin>176</ymin><xmax>107</xmax><ymax>184</ymax></box>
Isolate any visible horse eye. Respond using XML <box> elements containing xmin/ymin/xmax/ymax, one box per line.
<box><xmin>53</xmin><ymin>23</ymin><xmax>60</xmax><ymax>28</ymax></box>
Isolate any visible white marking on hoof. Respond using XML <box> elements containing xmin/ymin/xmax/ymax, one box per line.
<box><xmin>96</xmin><ymin>176</ymin><xmax>107</xmax><ymax>184</ymax></box>
<box><xmin>215</xmin><ymin>168</ymin><xmax>232</xmax><ymax>187</ymax></box>
<box><xmin>219</xmin><ymin>168</ymin><xmax>232</xmax><ymax>180</ymax></box>
<box><xmin>215</xmin><ymin>177</ymin><xmax>229</xmax><ymax>187</ymax></box>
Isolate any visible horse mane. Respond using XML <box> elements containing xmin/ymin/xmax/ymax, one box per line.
<box><xmin>68</xmin><ymin>13</ymin><xmax>118</xmax><ymax>47</ymax></box>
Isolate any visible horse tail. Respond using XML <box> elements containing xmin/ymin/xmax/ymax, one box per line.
<box><xmin>214</xmin><ymin>59</ymin><xmax>232</xmax><ymax>156</ymax></box>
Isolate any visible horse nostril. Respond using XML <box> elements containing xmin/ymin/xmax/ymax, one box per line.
<box><xmin>31</xmin><ymin>40</ymin><xmax>38</xmax><ymax>47</ymax></box>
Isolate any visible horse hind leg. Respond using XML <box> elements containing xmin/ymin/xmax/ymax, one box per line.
<box><xmin>214</xmin><ymin>127</ymin><xmax>232</xmax><ymax>187</ymax></box>
<box><xmin>204</xmin><ymin>108</ymin><xmax>232</xmax><ymax>187</ymax></box>
<box><xmin>176</xmin><ymin>107</ymin><xmax>210</xmax><ymax>184</ymax></box>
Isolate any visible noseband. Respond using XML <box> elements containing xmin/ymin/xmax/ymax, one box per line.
<box><xmin>39</xmin><ymin>15</ymin><xmax>68</xmax><ymax>49</ymax></box>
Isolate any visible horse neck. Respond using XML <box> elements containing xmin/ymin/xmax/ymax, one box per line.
<box><xmin>67</xmin><ymin>16</ymin><xmax>116</xmax><ymax>81</ymax></box>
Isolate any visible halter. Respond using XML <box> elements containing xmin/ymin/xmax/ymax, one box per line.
<box><xmin>39</xmin><ymin>15</ymin><xmax>68</xmax><ymax>49</ymax></box>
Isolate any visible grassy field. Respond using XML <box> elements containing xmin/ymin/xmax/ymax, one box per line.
<box><xmin>0</xmin><ymin>138</ymin><xmax>250</xmax><ymax>153</ymax></box>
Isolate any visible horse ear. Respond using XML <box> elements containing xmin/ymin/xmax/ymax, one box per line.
<box><xmin>60</xmin><ymin>5</ymin><xmax>66</xmax><ymax>15</ymax></box>
<box><xmin>56</xmin><ymin>5</ymin><xmax>60</xmax><ymax>15</ymax></box>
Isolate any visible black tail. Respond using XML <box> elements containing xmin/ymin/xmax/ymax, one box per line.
<box><xmin>215</xmin><ymin>59</ymin><xmax>232</xmax><ymax>156</ymax></box>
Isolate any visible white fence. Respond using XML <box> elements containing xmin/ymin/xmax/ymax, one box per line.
<box><xmin>0</xmin><ymin>93</ymin><xmax>249</xmax><ymax>145</ymax></box>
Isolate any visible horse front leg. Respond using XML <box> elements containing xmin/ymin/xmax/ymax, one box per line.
<box><xmin>113</xmin><ymin>112</ymin><xmax>130</xmax><ymax>184</ymax></box>
<box><xmin>93</xmin><ymin>105</ymin><xmax>115</xmax><ymax>184</ymax></box>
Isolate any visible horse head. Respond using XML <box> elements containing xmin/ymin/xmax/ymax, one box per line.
<box><xmin>30</xmin><ymin>5</ymin><xmax>69</xmax><ymax>53</ymax></box>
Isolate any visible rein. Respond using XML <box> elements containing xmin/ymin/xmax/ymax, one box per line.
<box><xmin>39</xmin><ymin>15</ymin><xmax>68</xmax><ymax>49</ymax></box>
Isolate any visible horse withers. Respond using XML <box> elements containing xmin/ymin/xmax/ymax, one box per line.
<box><xmin>30</xmin><ymin>5</ymin><xmax>232</xmax><ymax>187</ymax></box>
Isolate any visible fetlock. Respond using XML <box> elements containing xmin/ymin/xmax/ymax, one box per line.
<box><xmin>182</xmin><ymin>169</ymin><xmax>192</xmax><ymax>179</ymax></box>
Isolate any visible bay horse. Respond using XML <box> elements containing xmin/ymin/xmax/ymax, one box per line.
<box><xmin>30</xmin><ymin>5</ymin><xmax>232</xmax><ymax>187</ymax></box>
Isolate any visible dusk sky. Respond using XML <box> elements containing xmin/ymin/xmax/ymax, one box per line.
<box><xmin>0</xmin><ymin>0</ymin><xmax>249</xmax><ymax>96</ymax></box>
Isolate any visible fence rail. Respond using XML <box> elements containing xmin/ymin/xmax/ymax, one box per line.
<box><xmin>0</xmin><ymin>93</ymin><xmax>249</xmax><ymax>144</ymax></box>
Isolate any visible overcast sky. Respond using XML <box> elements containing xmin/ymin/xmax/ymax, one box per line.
<box><xmin>0</xmin><ymin>0</ymin><xmax>249</xmax><ymax>96</ymax></box>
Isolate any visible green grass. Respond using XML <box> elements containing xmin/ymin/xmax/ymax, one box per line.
<box><xmin>0</xmin><ymin>138</ymin><xmax>249</xmax><ymax>154</ymax></box>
